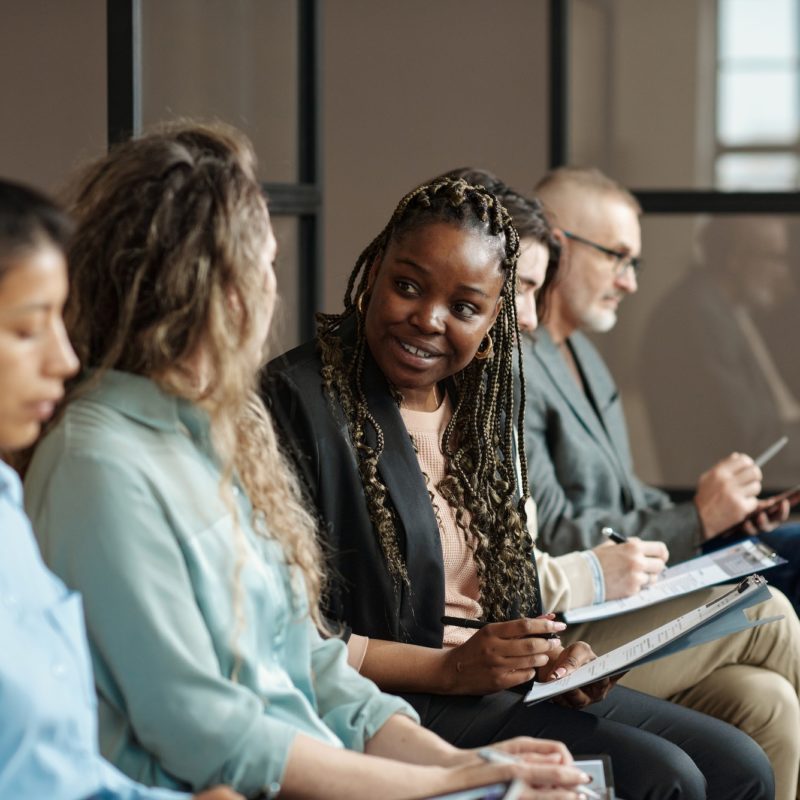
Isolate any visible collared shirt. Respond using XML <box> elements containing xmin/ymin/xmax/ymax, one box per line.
<box><xmin>0</xmin><ymin>459</ymin><xmax>188</xmax><ymax>800</ymax></box>
<box><xmin>24</xmin><ymin>370</ymin><xmax>415</xmax><ymax>797</ymax></box>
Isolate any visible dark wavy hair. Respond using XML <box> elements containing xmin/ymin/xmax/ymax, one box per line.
<box><xmin>0</xmin><ymin>179</ymin><xmax>72</xmax><ymax>282</ymax></box>
<box><xmin>317</xmin><ymin>177</ymin><xmax>542</xmax><ymax>621</ymax></box>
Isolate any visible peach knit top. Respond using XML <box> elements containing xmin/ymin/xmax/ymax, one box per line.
<box><xmin>399</xmin><ymin>396</ymin><xmax>481</xmax><ymax>647</ymax></box>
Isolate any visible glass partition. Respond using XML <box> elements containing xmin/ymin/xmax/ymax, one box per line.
<box><xmin>592</xmin><ymin>213</ymin><xmax>800</xmax><ymax>491</ymax></box>
<box><xmin>567</xmin><ymin>0</ymin><xmax>800</xmax><ymax>191</ymax></box>
<box><xmin>141</xmin><ymin>0</ymin><xmax>299</xmax><ymax>182</ymax></box>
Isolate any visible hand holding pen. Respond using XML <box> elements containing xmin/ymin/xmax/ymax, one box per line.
<box><xmin>478</xmin><ymin>748</ymin><xmax>603</xmax><ymax>799</ymax></box>
<box><xmin>439</xmin><ymin>614</ymin><xmax>566</xmax><ymax>695</ymax></box>
<box><xmin>694</xmin><ymin>444</ymin><xmax>784</xmax><ymax>539</ymax></box>
<box><xmin>591</xmin><ymin>528</ymin><xmax>669</xmax><ymax>600</ymax></box>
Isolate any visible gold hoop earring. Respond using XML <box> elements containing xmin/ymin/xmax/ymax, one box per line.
<box><xmin>356</xmin><ymin>290</ymin><xmax>370</xmax><ymax>316</ymax></box>
<box><xmin>474</xmin><ymin>334</ymin><xmax>493</xmax><ymax>360</ymax></box>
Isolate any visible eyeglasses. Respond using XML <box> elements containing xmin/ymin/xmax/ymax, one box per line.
<box><xmin>562</xmin><ymin>230</ymin><xmax>643</xmax><ymax>277</ymax></box>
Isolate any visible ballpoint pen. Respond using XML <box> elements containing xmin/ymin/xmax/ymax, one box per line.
<box><xmin>753</xmin><ymin>435</ymin><xmax>789</xmax><ymax>468</ymax></box>
<box><xmin>441</xmin><ymin>616</ymin><xmax>559</xmax><ymax>639</ymax></box>
<box><xmin>601</xmin><ymin>526</ymin><xmax>627</xmax><ymax>544</ymax></box>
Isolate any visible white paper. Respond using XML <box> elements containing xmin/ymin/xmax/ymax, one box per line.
<box><xmin>524</xmin><ymin>575</ymin><xmax>774</xmax><ymax>704</ymax></box>
<box><xmin>564</xmin><ymin>539</ymin><xmax>785</xmax><ymax>624</ymax></box>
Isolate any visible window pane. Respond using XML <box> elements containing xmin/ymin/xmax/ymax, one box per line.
<box><xmin>716</xmin><ymin>152</ymin><xmax>799</xmax><ymax>190</ymax></box>
<box><xmin>141</xmin><ymin>0</ymin><xmax>298</xmax><ymax>183</ymax></box>
<box><xmin>567</xmin><ymin>0</ymin><xmax>800</xmax><ymax>190</ymax></box>
<box><xmin>718</xmin><ymin>69</ymin><xmax>798</xmax><ymax>145</ymax></box>
<box><xmin>269</xmin><ymin>216</ymin><xmax>301</xmax><ymax>356</ymax></box>
<box><xmin>596</xmin><ymin>214</ymin><xmax>800</xmax><ymax>490</ymax></box>
<box><xmin>719</xmin><ymin>0</ymin><xmax>797</xmax><ymax>62</ymax></box>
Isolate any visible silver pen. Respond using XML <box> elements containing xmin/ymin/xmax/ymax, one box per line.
<box><xmin>754</xmin><ymin>436</ymin><xmax>789</xmax><ymax>468</ymax></box>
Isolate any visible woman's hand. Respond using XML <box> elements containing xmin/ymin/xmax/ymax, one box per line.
<box><xmin>474</xmin><ymin>736</ymin><xmax>574</xmax><ymax>766</ymax></box>
<box><xmin>537</xmin><ymin>641</ymin><xmax>615</xmax><ymax>709</ymax></box>
<box><xmin>441</xmin><ymin>616</ymin><xmax>566</xmax><ymax>694</ymax></box>
<box><xmin>429</xmin><ymin>752</ymin><xmax>592</xmax><ymax>799</ymax></box>
<box><xmin>193</xmin><ymin>788</ymin><xmax>245</xmax><ymax>800</ymax></box>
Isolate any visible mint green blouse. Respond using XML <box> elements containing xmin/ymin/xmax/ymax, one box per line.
<box><xmin>24</xmin><ymin>370</ymin><xmax>415</xmax><ymax>798</ymax></box>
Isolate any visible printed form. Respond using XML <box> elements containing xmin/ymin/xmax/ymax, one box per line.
<box><xmin>564</xmin><ymin>539</ymin><xmax>785</xmax><ymax>624</ymax></box>
<box><xmin>525</xmin><ymin>575</ymin><xmax>780</xmax><ymax>704</ymax></box>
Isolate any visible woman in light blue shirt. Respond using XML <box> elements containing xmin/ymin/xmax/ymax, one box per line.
<box><xmin>22</xmin><ymin>124</ymin><xmax>591</xmax><ymax>799</ymax></box>
<box><xmin>0</xmin><ymin>179</ymin><xmax>241</xmax><ymax>800</ymax></box>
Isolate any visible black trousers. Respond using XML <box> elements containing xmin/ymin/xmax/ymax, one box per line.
<box><xmin>403</xmin><ymin>685</ymin><xmax>774</xmax><ymax>800</ymax></box>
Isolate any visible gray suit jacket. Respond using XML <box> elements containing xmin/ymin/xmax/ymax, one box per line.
<box><xmin>522</xmin><ymin>328</ymin><xmax>701</xmax><ymax>564</ymax></box>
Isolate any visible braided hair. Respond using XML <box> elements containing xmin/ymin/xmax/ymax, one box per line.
<box><xmin>317</xmin><ymin>177</ymin><xmax>542</xmax><ymax>621</ymax></box>
<box><xmin>441</xmin><ymin>168</ymin><xmax>561</xmax><ymax>321</ymax></box>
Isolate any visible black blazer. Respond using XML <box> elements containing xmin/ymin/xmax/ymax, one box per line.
<box><xmin>262</xmin><ymin>319</ymin><xmax>447</xmax><ymax>647</ymax></box>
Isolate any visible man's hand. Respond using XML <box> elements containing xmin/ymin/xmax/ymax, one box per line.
<box><xmin>741</xmin><ymin>497</ymin><xmax>791</xmax><ymax>535</ymax></box>
<box><xmin>537</xmin><ymin>641</ymin><xmax>615</xmax><ymax>709</ymax></box>
<box><xmin>695</xmin><ymin>452</ymin><xmax>762</xmax><ymax>539</ymax></box>
<box><xmin>592</xmin><ymin>537</ymin><xmax>669</xmax><ymax>599</ymax></box>
<box><xmin>441</xmin><ymin>617</ymin><xmax>565</xmax><ymax>695</ymax></box>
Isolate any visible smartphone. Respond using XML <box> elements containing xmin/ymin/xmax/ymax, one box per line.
<box><xmin>415</xmin><ymin>779</ymin><xmax>526</xmax><ymax>800</ymax></box>
<box><xmin>721</xmin><ymin>483</ymin><xmax>800</xmax><ymax>537</ymax></box>
<box><xmin>759</xmin><ymin>483</ymin><xmax>800</xmax><ymax>519</ymax></box>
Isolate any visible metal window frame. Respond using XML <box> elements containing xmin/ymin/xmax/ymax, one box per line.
<box><xmin>107</xmin><ymin>0</ymin><xmax>322</xmax><ymax>341</ymax></box>
<box><xmin>547</xmin><ymin>0</ymin><xmax>800</xmax><ymax>214</ymax></box>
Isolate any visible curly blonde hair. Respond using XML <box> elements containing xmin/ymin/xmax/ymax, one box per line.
<box><xmin>63</xmin><ymin>121</ymin><xmax>325</xmax><ymax>629</ymax></box>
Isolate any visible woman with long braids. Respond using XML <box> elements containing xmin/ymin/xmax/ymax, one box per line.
<box><xmin>22</xmin><ymin>126</ymin><xmax>595</xmax><ymax>800</ymax></box>
<box><xmin>265</xmin><ymin>176</ymin><xmax>775</xmax><ymax>800</ymax></box>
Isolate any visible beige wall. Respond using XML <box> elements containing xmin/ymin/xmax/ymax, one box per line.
<box><xmin>321</xmin><ymin>0</ymin><xmax>551</xmax><ymax>312</ymax></box>
<box><xmin>0</xmin><ymin>0</ymin><xmax>106</xmax><ymax>194</ymax></box>
<box><xmin>1</xmin><ymin>0</ymin><xmax>551</xmax><ymax>333</ymax></box>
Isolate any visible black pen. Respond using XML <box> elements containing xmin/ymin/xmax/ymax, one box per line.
<box><xmin>601</xmin><ymin>525</ymin><xmax>628</xmax><ymax>544</ymax></box>
<box><xmin>441</xmin><ymin>615</ymin><xmax>559</xmax><ymax>639</ymax></box>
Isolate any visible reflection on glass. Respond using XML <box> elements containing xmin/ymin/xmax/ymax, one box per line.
<box><xmin>716</xmin><ymin>152</ymin><xmax>800</xmax><ymax>189</ymax></box>
<box><xmin>718</xmin><ymin>70</ymin><xmax>798</xmax><ymax>146</ymax></box>
<box><xmin>566</xmin><ymin>0</ymin><xmax>800</xmax><ymax>190</ymax></box>
<box><xmin>635</xmin><ymin>215</ymin><xmax>800</xmax><ymax>489</ymax></box>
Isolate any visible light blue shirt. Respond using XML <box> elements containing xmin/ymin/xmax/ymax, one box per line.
<box><xmin>0</xmin><ymin>459</ymin><xmax>187</xmax><ymax>800</ymax></box>
<box><xmin>24</xmin><ymin>370</ymin><xmax>415</xmax><ymax>797</ymax></box>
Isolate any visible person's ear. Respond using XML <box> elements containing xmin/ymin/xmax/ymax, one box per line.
<box><xmin>552</xmin><ymin>227</ymin><xmax>568</xmax><ymax>249</ymax></box>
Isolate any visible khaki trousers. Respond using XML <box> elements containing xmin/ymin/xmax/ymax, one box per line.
<box><xmin>564</xmin><ymin>586</ymin><xmax>800</xmax><ymax>800</ymax></box>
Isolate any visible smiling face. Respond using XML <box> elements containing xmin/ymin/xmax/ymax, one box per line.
<box><xmin>363</xmin><ymin>221</ymin><xmax>505</xmax><ymax>411</ymax></box>
<box><xmin>515</xmin><ymin>237</ymin><xmax>550</xmax><ymax>333</ymax></box>
<box><xmin>550</xmin><ymin>193</ymin><xmax>641</xmax><ymax>339</ymax></box>
<box><xmin>0</xmin><ymin>244</ymin><xmax>79</xmax><ymax>451</ymax></box>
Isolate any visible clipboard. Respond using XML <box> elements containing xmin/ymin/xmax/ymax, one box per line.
<box><xmin>418</xmin><ymin>780</ymin><xmax>526</xmax><ymax>800</ymax></box>
<box><xmin>563</xmin><ymin>538</ymin><xmax>785</xmax><ymax>623</ymax></box>
<box><xmin>524</xmin><ymin>575</ymin><xmax>781</xmax><ymax>705</ymax></box>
